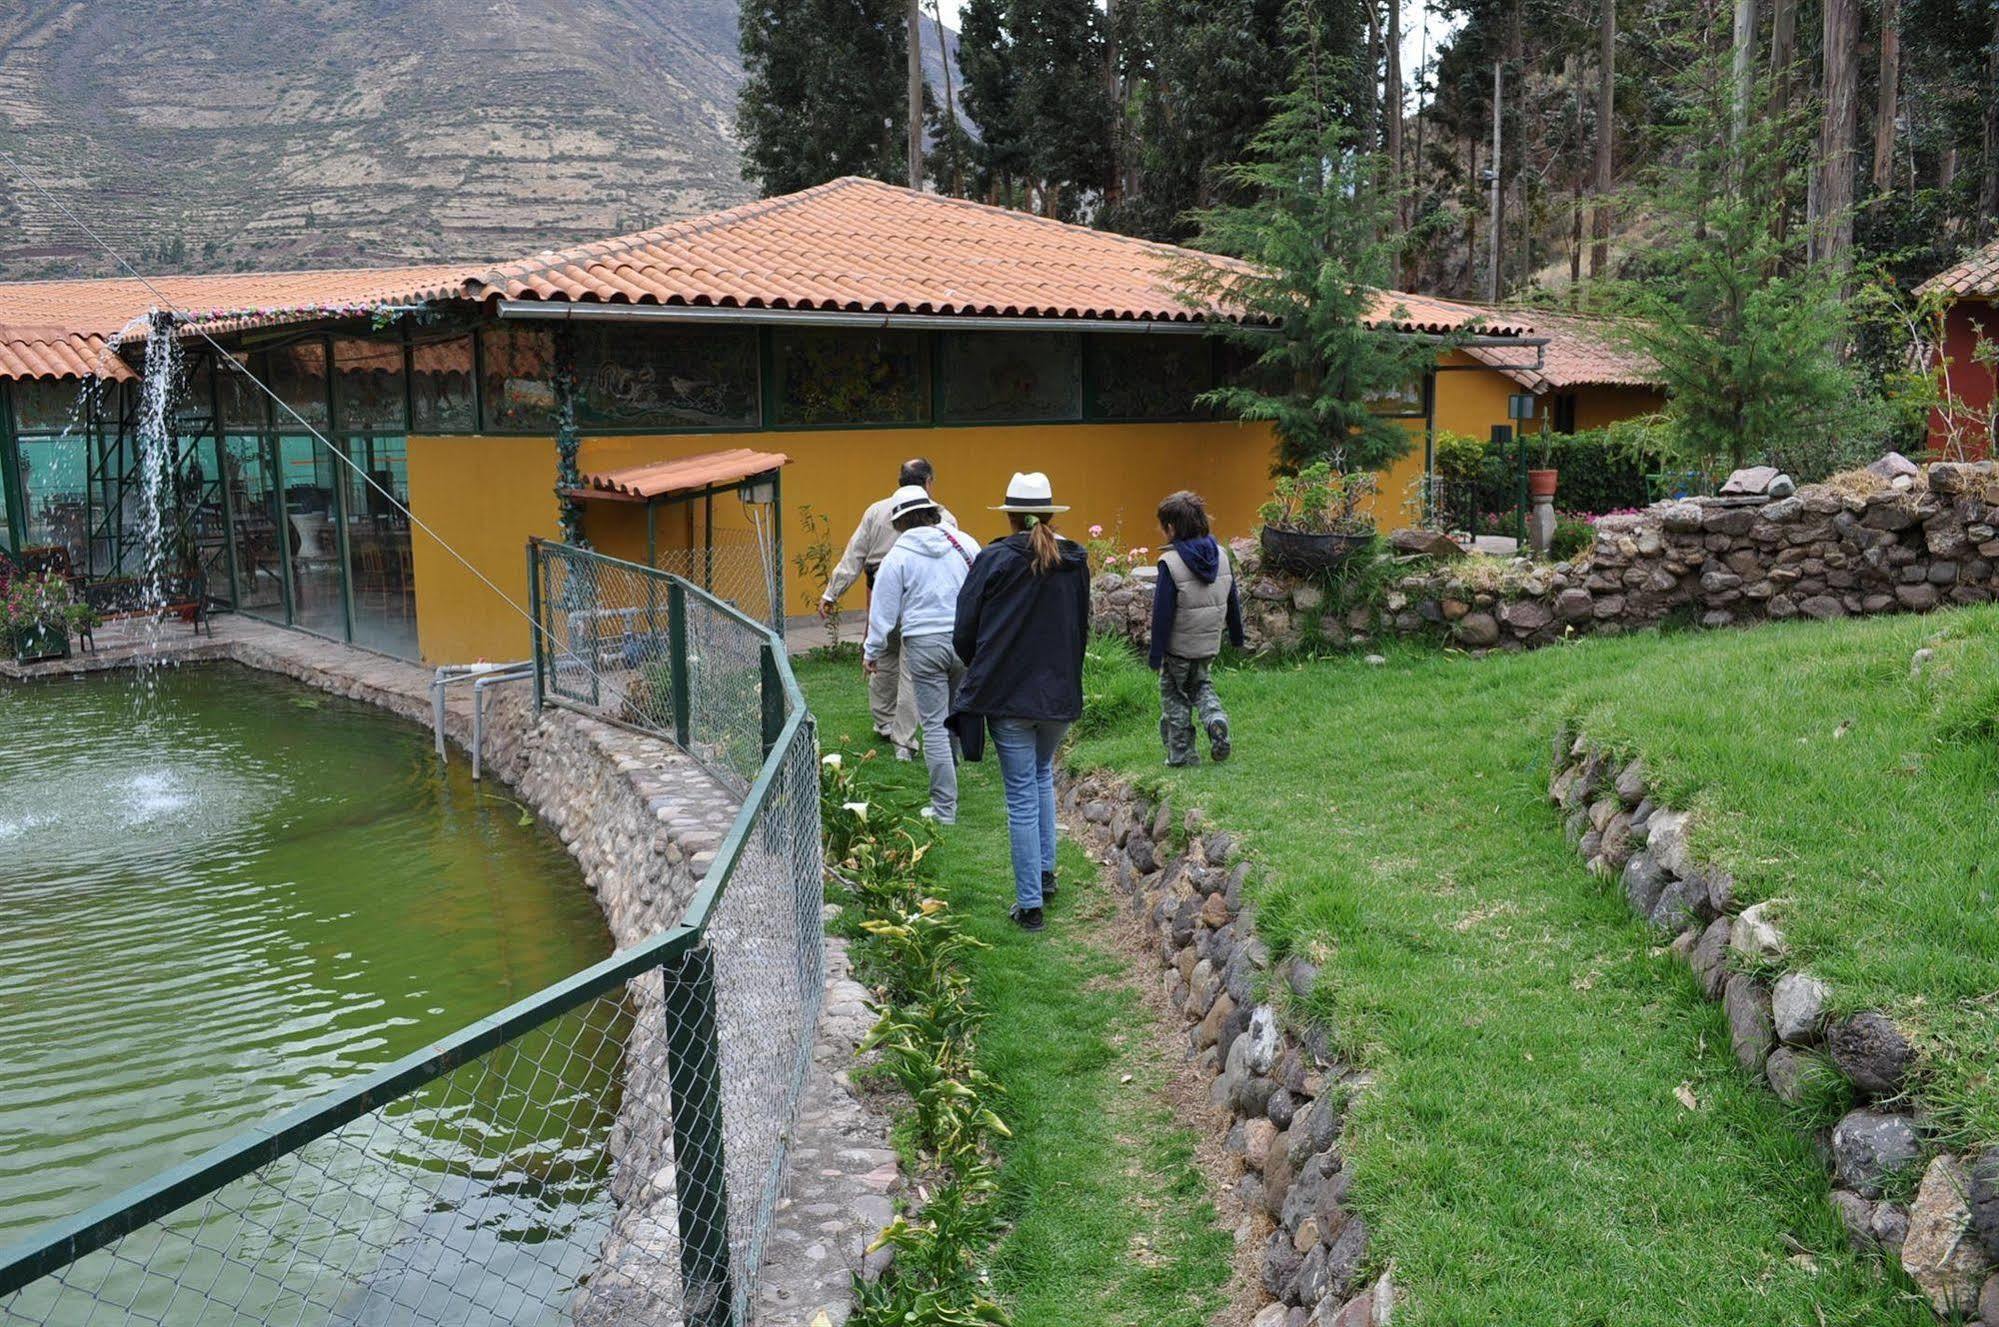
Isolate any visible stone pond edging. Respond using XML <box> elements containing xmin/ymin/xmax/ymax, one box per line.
<box><xmin>8</xmin><ymin>622</ymin><xmax>894</xmax><ymax>1326</ymax></box>
<box><xmin>1092</xmin><ymin>459</ymin><xmax>1999</xmax><ymax>658</ymax></box>
<box><xmin>1061</xmin><ymin>769</ymin><xmax>1395</xmax><ymax>1327</ymax></box>
<box><xmin>1549</xmin><ymin>730</ymin><xmax>1999</xmax><ymax>1321</ymax></box>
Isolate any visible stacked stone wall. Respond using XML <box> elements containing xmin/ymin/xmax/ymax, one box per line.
<box><xmin>1064</xmin><ymin>771</ymin><xmax>1394</xmax><ymax>1327</ymax></box>
<box><xmin>1550</xmin><ymin>732</ymin><xmax>1999</xmax><ymax>1321</ymax></box>
<box><xmin>1092</xmin><ymin>461</ymin><xmax>1999</xmax><ymax>656</ymax></box>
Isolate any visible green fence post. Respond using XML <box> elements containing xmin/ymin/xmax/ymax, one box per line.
<box><xmin>661</xmin><ymin>944</ymin><xmax>734</xmax><ymax>1327</ymax></box>
<box><xmin>526</xmin><ymin>539</ymin><xmax>545</xmax><ymax>712</ymax></box>
<box><xmin>669</xmin><ymin>579</ymin><xmax>691</xmax><ymax>747</ymax></box>
<box><xmin>760</xmin><ymin>641</ymin><xmax>784</xmax><ymax>759</ymax></box>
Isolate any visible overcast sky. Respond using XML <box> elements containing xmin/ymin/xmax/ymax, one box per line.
<box><xmin>929</xmin><ymin>0</ymin><xmax>1461</xmax><ymax>112</ymax></box>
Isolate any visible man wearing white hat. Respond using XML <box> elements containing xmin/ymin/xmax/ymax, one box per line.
<box><xmin>819</xmin><ymin>458</ymin><xmax>957</xmax><ymax>755</ymax></box>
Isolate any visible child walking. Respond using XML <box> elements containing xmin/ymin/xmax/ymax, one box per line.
<box><xmin>1148</xmin><ymin>491</ymin><xmax>1245</xmax><ymax>767</ymax></box>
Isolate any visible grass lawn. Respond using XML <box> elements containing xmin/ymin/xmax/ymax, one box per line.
<box><xmin>1065</xmin><ymin>611</ymin><xmax>1991</xmax><ymax>1326</ymax></box>
<box><xmin>796</xmin><ymin>653</ymin><xmax>1234</xmax><ymax>1327</ymax></box>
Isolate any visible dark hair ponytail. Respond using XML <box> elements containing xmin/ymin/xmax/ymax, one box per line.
<box><xmin>1009</xmin><ymin>513</ymin><xmax>1062</xmax><ymax>574</ymax></box>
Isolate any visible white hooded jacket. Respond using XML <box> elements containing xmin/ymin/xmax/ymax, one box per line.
<box><xmin>864</xmin><ymin>524</ymin><xmax>978</xmax><ymax>660</ymax></box>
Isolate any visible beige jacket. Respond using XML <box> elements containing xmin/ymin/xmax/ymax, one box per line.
<box><xmin>823</xmin><ymin>494</ymin><xmax>959</xmax><ymax>605</ymax></box>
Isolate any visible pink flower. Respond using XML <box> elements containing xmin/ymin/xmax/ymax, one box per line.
<box><xmin>1088</xmin><ymin>524</ymin><xmax>1103</xmax><ymax>538</ymax></box>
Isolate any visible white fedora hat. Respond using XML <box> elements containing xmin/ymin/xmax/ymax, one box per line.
<box><xmin>887</xmin><ymin>484</ymin><xmax>939</xmax><ymax>520</ymax></box>
<box><xmin>990</xmin><ymin>471</ymin><xmax>1069</xmax><ymax>514</ymax></box>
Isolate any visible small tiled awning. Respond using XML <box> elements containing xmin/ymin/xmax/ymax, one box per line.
<box><xmin>568</xmin><ymin>448</ymin><xmax>791</xmax><ymax>503</ymax></box>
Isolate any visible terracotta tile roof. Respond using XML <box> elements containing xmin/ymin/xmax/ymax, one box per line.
<box><xmin>479</xmin><ymin>178</ymin><xmax>1534</xmax><ymax>335</ymax></box>
<box><xmin>0</xmin><ymin>178</ymin><xmax>1531</xmax><ymax>381</ymax></box>
<box><xmin>1917</xmin><ymin>239</ymin><xmax>1999</xmax><ymax>298</ymax></box>
<box><xmin>570</xmin><ymin>448</ymin><xmax>791</xmax><ymax>502</ymax></box>
<box><xmin>0</xmin><ymin>266</ymin><xmax>474</xmax><ymax>381</ymax></box>
<box><xmin>1461</xmin><ymin>310</ymin><xmax>1661</xmax><ymax>392</ymax></box>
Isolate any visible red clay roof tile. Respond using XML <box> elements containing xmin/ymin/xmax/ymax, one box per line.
<box><xmin>0</xmin><ymin>178</ymin><xmax>1532</xmax><ymax>382</ymax></box>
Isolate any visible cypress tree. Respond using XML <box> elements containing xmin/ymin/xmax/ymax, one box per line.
<box><xmin>739</xmin><ymin>0</ymin><xmax>910</xmax><ymax>196</ymax></box>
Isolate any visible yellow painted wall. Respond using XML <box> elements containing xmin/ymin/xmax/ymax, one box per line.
<box><xmin>407</xmin><ymin>420</ymin><xmax>1285</xmax><ymax>663</ymax></box>
<box><xmin>403</xmin><ymin>366</ymin><xmax>1654</xmax><ymax>664</ymax></box>
<box><xmin>1432</xmin><ymin>352</ymin><xmax>1664</xmax><ymax>441</ymax></box>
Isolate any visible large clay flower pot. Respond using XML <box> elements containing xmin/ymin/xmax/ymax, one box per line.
<box><xmin>1528</xmin><ymin>468</ymin><xmax>1560</xmax><ymax>499</ymax></box>
<box><xmin>1259</xmin><ymin>526</ymin><xmax>1371</xmax><ymax>575</ymax></box>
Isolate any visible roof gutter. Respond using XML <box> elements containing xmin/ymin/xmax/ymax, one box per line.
<box><xmin>494</xmin><ymin>298</ymin><xmax>1544</xmax><ymax>345</ymax></box>
<box><xmin>495</xmin><ymin>299</ymin><xmax>1227</xmax><ymax>335</ymax></box>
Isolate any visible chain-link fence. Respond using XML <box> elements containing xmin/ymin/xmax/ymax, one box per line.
<box><xmin>642</xmin><ymin>527</ymin><xmax>782</xmax><ymax>638</ymax></box>
<box><xmin>1</xmin><ymin>545</ymin><xmax>824</xmax><ymax>1327</ymax></box>
<box><xmin>531</xmin><ymin>541</ymin><xmax>779</xmax><ymax>794</ymax></box>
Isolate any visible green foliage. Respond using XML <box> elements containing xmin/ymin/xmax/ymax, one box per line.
<box><xmin>1178</xmin><ymin>0</ymin><xmax>1442</xmax><ymax>474</ymax></box>
<box><xmin>1548</xmin><ymin>515</ymin><xmax>1594</xmax><ymax>562</ymax></box>
<box><xmin>1605</xmin><ymin>49</ymin><xmax>1875</xmax><ymax>483</ymax></box>
<box><xmin>1076</xmin><ymin>636</ymin><xmax>1158</xmax><ymax>738</ymax></box>
<box><xmin>951</xmin><ymin>0</ymin><xmax>1113</xmax><ymax>218</ymax></box>
<box><xmin>1441</xmin><ymin>426</ymin><xmax>1662</xmax><ymax>518</ymax></box>
<box><xmin>1256</xmin><ymin>459</ymin><xmax>1379</xmax><ymax>534</ymax></box>
<box><xmin>820</xmin><ymin>750</ymin><xmax>1016</xmax><ymax>1327</ymax></box>
<box><xmin>737</xmin><ymin>0</ymin><xmax>908</xmax><ymax>196</ymax></box>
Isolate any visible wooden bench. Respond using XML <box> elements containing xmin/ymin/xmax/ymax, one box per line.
<box><xmin>77</xmin><ymin>576</ymin><xmax>212</xmax><ymax>652</ymax></box>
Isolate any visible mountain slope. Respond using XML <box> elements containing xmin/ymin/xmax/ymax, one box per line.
<box><xmin>0</xmin><ymin>0</ymin><xmax>961</xmax><ymax>280</ymax></box>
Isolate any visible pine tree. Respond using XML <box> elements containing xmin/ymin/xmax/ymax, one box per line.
<box><xmin>1610</xmin><ymin>45</ymin><xmax>1867</xmax><ymax>478</ymax></box>
<box><xmin>1177</xmin><ymin>0</ymin><xmax>1436</xmax><ymax>474</ymax></box>
<box><xmin>956</xmin><ymin>0</ymin><xmax>1028</xmax><ymax>202</ymax></box>
<box><xmin>738</xmin><ymin>0</ymin><xmax>910</xmax><ymax>196</ymax></box>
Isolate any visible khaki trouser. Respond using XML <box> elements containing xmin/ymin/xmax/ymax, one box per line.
<box><xmin>868</xmin><ymin>626</ymin><xmax>920</xmax><ymax>753</ymax></box>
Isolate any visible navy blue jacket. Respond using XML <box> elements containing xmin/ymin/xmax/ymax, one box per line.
<box><xmin>951</xmin><ymin>532</ymin><xmax>1092</xmax><ymax>723</ymax></box>
<box><xmin>1148</xmin><ymin>536</ymin><xmax>1246</xmax><ymax>670</ymax></box>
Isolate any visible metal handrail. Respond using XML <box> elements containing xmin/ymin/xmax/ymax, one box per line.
<box><xmin>0</xmin><ymin>546</ymin><xmax>816</xmax><ymax>1316</ymax></box>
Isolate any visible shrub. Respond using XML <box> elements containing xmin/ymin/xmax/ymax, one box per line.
<box><xmin>1549</xmin><ymin>516</ymin><xmax>1595</xmax><ymax>562</ymax></box>
<box><xmin>1456</xmin><ymin>427</ymin><xmax>1662</xmax><ymax>518</ymax></box>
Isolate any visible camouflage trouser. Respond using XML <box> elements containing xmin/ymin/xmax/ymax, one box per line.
<box><xmin>1159</xmin><ymin>653</ymin><xmax>1229</xmax><ymax>764</ymax></box>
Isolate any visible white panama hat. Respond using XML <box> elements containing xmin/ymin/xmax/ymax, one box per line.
<box><xmin>887</xmin><ymin>484</ymin><xmax>939</xmax><ymax>520</ymax></box>
<box><xmin>989</xmin><ymin>471</ymin><xmax>1069</xmax><ymax>514</ymax></box>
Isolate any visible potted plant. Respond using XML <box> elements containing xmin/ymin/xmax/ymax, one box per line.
<box><xmin>1258</xmin><ymin>461</ymin><xmax>1380</xmax><ymax>574</ymax></box>
<box><xmin>1528</xmin><ymin>427</ymin><xmax>1560</xmax><ymax>500</ymax></box>
<box><xmin>2</xmin><ymin>570</ymin><xmax>91</xmax><ymax>664</ymax></box>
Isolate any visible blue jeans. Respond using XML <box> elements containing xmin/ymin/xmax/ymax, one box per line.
<box><xmin>990</xmin><ymin>717</ymin><xmax>1068</xmax><ymax>910</ymax></box>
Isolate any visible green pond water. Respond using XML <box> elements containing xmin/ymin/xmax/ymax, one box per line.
<box><xmin>0</xmin><ymin>665</ymin><xmax>620</xmax><ymax>1320</ymax></box>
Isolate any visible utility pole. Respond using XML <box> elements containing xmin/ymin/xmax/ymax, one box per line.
<box><xmin>907</xmin><ymin>0</ymin><xmax>924</xmax><ymax>190</ymax></box>
<box><xmin>1488</xmin><ymin>61</ymin><xmax>1503</xmax><ymax>303</ymax></box>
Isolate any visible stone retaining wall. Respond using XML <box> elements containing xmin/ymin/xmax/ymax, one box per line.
<box><xmin>1062</xmin><ymin>771</ymin><xmax>1394</xmax><ymax>1327</ymax></box>
<box><xmin>1092</xmin><ymin>460</ymin><xmax>1999</xmax><ymax>656</ymax></box>
<box><xmin>1549</xmin><ymin>732</ymin><xmax>1999</xmax><ymax>1321</ymax></box>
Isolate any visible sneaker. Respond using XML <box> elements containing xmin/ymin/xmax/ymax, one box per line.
<box><xmin>1041</xmin><ymin>870</ymin><xmax>1058</xmax><ymax>900</ymax></box>
<box><xmin>894</xmin><ymin>746</ymin><xmax>915</xmax><ymax>762</ymax></box>
<box><xmin>1009</xmin><ymin>904</ymin><xmax>1045</xmax><ymax>932</ymax></box>
<box><xmin>1165</xmin><ymin>755</ymin><xmax>1198</xmax><ymax>768</ymax></box>
<box><xmin>1206</xmin><ymin>719</ymin><xmax>1231</xmax><ymax>763</ymax></box>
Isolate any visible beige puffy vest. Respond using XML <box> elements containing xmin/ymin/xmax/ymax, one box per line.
<box><xmin>1158</xmin><ymin>547</ymin><xmax>1233</xmax><ymax>659</ymax></box>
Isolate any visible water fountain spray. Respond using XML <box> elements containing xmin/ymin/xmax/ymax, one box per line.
<box><xmin>132</xmin><ymin>309</ymin><xmax>184</xmax><ymax>700</ymax></box>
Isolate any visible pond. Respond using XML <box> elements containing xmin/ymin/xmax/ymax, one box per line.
<box><xmin>0</xmin><ymin>665</ymin><xmax>620</xmax><ymax>1320</ymax></box>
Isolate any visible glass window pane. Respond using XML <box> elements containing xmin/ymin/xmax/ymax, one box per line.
<box><xmin>340</xmin><ymin>434</ymin><xmax>416</xmax><ymax>658</ymax></box>
<box><xmin>481</xmin><ymin>326</ymin><xmax>557</xmax><ymax>432</ymax></box>
<box><xmin>1086</xmin><ymin>334</ymin><xmax>1214</xmax><ymax>420</ymax></box>
<box><xmin>575</xmin><ymin>325</ymin><xmax>758</xmax><ymax>429</ymax></box>
<box><xmin>332</xmin><ymin>337</ymin><xmax>408</xmax><ymax>433</ymax></box>
<box><xmin>269</xmin><ymin>341</ymin><xmax>330</xmax><ymax>428</ymax></box>
<box><xmin>16</xmin><ymin>433</ymin><xmax>88</xmax><ymax>571</ymax></box>
<box><xmin>224</xmin><ymin>435</ymin><xmax>284</xmax><ymax>618</ymax></box>
<box><xmin>411</xmin><ymin>335</ymin><xmax>477</xmax><ymax>433</ymax></box>
<box><xmin>216</xmin><ymin>353</ymin><xmax>268</xmax><ymax>429</ymax></box>
<box><xmin>772</xmin><ymin>329</ymin><xmax>928</xmax><ymax>426</ymax></box>
<box><xmin>278</xmin><ymin>434</ymin><xmax>343</xmax><ymax>637</ymax></box>
<box><xmin>11</xmin><ymin>378</ymin><xmax>92</xmax><ymax>432</ymax></box>
<box><xmin>940</xmin><ymin>331</ymin><xmax>1081</xmax><ymax>423</ymax></box>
